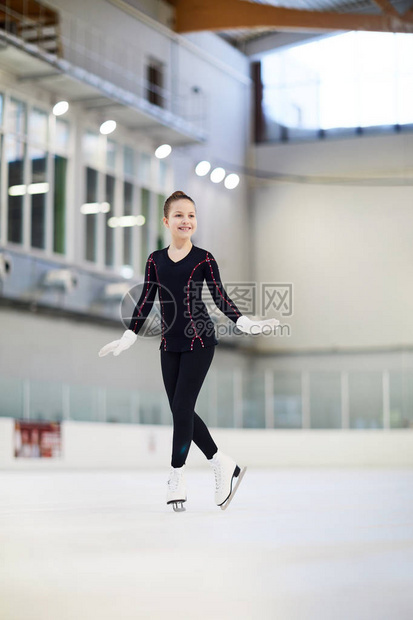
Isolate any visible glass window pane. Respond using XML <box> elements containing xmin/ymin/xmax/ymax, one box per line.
<box><xmin>106</xmin><ymin>139</ymin><xmax>117</xmax><ymax>171</ymax></box>
<box><xmin>216</xmin><ymin>370</ymin><xmax>234</xmax><ymax>428</ymax></box>
<box><xmin>0</xmin><ymin>377</ymin><xmax>24</xmax><ymax>418</ymax></box>
<box><xmin>139</xmin><ymin>152</ymin><xmax>151</xmax><ymax>186</ymax></box>
<box><xmin>6</xmin><ymin>136</ymin><xmax>25</xmax><ymax>244</ymax></box>
<box><xmin>139</xmin><ymin>392</ymin><xmax>162</xmax><ymax>425</ymax></box>
<box><xmin>82</xmin><ymin>132</ymin><xmax>100</xmax><ymax>166</ymax></box>
<box><xmin>349</xmin><ymin>372</ymin><xmax>383</xmax><ymax>429</ymax></box>
<box><xmin>69</xmin><ymin>385</ymin><xmax>100</xmax><ymax>422</ymax></box>
<box><xmin>123</xmin><ymin>181</ymin><xmax>133</xmax><ymax>267</ymax></box>
<box><xmin>8</xmin><ymin>98</ymin><xmax>26</xmax><ymax>134</ymax></box>
<box><xmin>55</xmin><ymin>118</ymin><xmax>70</xmax><ymax>152</ymax></box>
<box><xmin>85</xmin><ymin>167</ymin><xmax>98</xmax><ymax>262</ymax></box>
<box><xmin>106</xmin><ymin>388</ymin><xmax>132</xmax><ymax>424</ymax></box>
<box><xmin>273</xmin><ymin>372</ymin><xmax>302</xmax><ymax>429</ymax></box>
<box><xmin>359</xmin><ymin>78</ymin><xmax>396</xmax><ymax>127</ymax></box>
<box><xmin>159</xmin><ymin>160</ymin><xmax>167</xmax><ymax>188</ymax></box>
<box><xmin>262</xmin><ymin>30</ymin><xmax>413</xmax><ymax>134</ymax></box>
<box><xmin>0</xmin><ymin>135</ymin><xmax>2</xmax><ymax>239</ymax></box>
<box><xmin>140</xmin><ymin>188</ymin><xmax>150</xmax><ymax>269</ymax></box>
<box><xmin>29</xmin><ymin>380</ymin><xmax>63</xmax><ymax>422</ymax></box>
<box><xmin>309</xmin><ymin>372</ymin><xmax>341</xmax><ymax>429</ymax></box>
<box><xmin>389</xmin><ymin>371</ymin><xmax>413</xmax><ymax>429</ymax></box>
<box><xmin>30</xmin><ymin>147</ymin><xmax>48</xmax><ymax>250</ymax></box>
<box><xmin>397</xmin><ymin>78</ymin><xmax>413</xmax><ymax>126</ymax></box>
<box><xmin>124</xmin><ymin>146</ymin><xmax>134</xmax><ymax>177</ymax></box>
<box><xmin>156</xmin><ymin>193</ymin><xmax>165</xmax><ymax>250</ymax></box>
<box><xmin>243</xmin><ymin>370</ymin><xmax>265</xmax><ymax>428</ymax></box>
<box><xmin>54</xmin><ymin>155</ymin><xmax>67</xmax><ymax>254</ymax></box>
<box><xmin>105</xmin><ymin>175</ymin><xmax>115</xmax><ymax>267</ymax></box>
<box><xmin>29</xmin><ymin>108</ymin><xmax>48</xmax><ymax>144</ymax></box>
<box><xmin>321</xmin><ymin>79</ymin><xmax>358</xmax><ymax>129</ymax></box>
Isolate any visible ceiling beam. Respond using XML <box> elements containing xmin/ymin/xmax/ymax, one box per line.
<box><xmin>245</xmin><ymin>31</ymin><xmax>327</xmax><ymax>57</ymax></box>
<box><xmin>370</xmin><ymin>0</ymin><xmax>400</xmax><ymax>17</ymax></box>
<box><xmin>173</xmin><ymin>0</ymin><xmax>413</xmax><ymax>34</ymax></box>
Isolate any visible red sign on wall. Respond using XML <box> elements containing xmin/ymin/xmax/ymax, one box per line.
<box><xmin>14</xmin><ymin>421</ymin><xmax>62</xmax><ymax>459</ymax></box>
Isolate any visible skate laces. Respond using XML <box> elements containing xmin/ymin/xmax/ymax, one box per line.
<box><xmin>212</xmin><ymin>462</ymin><xmax>222</xmax><ymax>491</ymax></box>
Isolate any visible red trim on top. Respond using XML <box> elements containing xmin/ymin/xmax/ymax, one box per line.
<box><xmin>205</xmin><ymin>253</ymin><xmax>241</xmax><ymax>318</ymax></box>
<box><xmin>132</xmin><ymin>253</ymin><xmax>155</xmax><ymax>333</ymax></box>
<box><xmin>186</xmin><ymin>259</ymin><xmax>207</xmax><ymax>350</ymax></box>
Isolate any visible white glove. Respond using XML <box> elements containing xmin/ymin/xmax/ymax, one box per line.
<box><xmin>98</xmin><ymin>329</ymin><xmax>137</xmax><ymax>357</ymax></box>
<box><xmin>236</xmin><ymin>315</ymin><xmax>280</xmax><ymax>335</ymax></box>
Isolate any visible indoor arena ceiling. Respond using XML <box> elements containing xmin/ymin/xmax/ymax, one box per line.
<box><xmin>165</xmin><ymin>0</ymin><xmax>413</xmax><ymax>53</ymax></box>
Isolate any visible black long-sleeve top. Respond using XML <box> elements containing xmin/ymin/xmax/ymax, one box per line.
<box><xmin>127</xmin><ymin>244</ymin><xmax>243</xmax><ymax>352</ymax></box>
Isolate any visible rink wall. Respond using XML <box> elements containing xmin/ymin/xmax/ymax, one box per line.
<box><xmin>1</xmin><ymin>418</ymin><xmax>413</xmax><ymax>469</ymax></box>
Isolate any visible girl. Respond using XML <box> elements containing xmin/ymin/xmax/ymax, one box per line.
<box><xmin>98</xmin><ymin>191</ymin><xmax>279</xmax><ymax>512</ymax></box>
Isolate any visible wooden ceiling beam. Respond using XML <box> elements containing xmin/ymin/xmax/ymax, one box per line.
<box><xmin>370</xmin><ymin>0</ymin><xmax>400</xmax><ymax>17</ymax></box>
<box><xmin>172</xmin><ymin>0</ymin><xmax>413</xmax><ymax>34</ymax></box>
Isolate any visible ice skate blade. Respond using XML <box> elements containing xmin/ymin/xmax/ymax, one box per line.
<box><xmin>169</xmin><ymin>500</ymin><xmax>186</xmax><ymax>512</ymax></box>
<box><xmin>220</xmin><ymin>467</ymin><xmax>247</xmax><ymax>511</ymax></box>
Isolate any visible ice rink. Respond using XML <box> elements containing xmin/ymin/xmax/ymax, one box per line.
<box><xmin>1</xmin><ymin>468</ymin><xmax>413</xmax><ymax>620</ymax></box>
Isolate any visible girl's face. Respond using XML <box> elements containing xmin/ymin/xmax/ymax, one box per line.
<box><xmin>163</xmin><ymin>199</ymin><xmax>197</xmax><ymax>241</ymax></box>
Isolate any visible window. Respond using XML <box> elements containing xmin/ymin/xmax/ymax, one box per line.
<box><xmin>156</xmin><ymin>193</ymin><xmax>165</xmax><ymax>250</ymax></box>
<box><xmin>140</xmin><ymin>188</ymin><xmax>150</xmax><ymax>268</ymax></box>
<box><xmin>158</xmin><ymin>160</ymin><xmax>168</xmax><ymax>188</ymax></box>
<box><xmin>139</xmin><ymin>152</ymin><xmax>151</xmax><ymax>186</ymax></box>
<box><xmin>1</xmin><ymin>95</ymin><xmax>70</xmax><ymax>253</ymax></box>
<box><xmin>105</xmin><ymin>174</ymin><xmax>116</xmax><ymax>267</ymax></box>
<box><xmin>124</xmin><ymin>146</ymin><xmax>134</xmax><ymax>177</ymax></box>
<box><xmin>8</xmin><ymin>98</ymin><xmax>26</xmax><ymax>135</ymax></box>
<box><xmin>52</xmin><ymin>118</ymin><xmax>69</xmax><ymax>255</ymax></box>
<box><xmin>85</xmin><ymin>167</ymin><xmax>98</xmax><ymax>262</ymax></box>
<box><xmin>30</xmin><ymin>146</ymin><xmax>48</xmax><ymax>249</ymax></box>
<box><xmin>29</xmin><ymin>108</ymin><xmax>48</xmax><ymax>144</ymax></box>
<box><xmin>55</xmin><ymin>118</ymin><xmax>69</xmax><ymax>151</ymax></box>
<box><xmin>53</xmin><ymin>155</ymin><xmax>67</xmax><ymax>254</ymax></box>
<box><xmin>106</xmin><ymin>139</ymin><xmax>117</xmax><ymax>171</ymax></box>
<box><xmin>82</xmin><ymin>131</ymin><xmax>101</xmax><ymax>167</ymax></box>
<box><xmin>261</xmin><ymin>31</ymin><xmax>413</xmax><ymax>141</ymax></box>
<box><xmin>146</xmin><ymin>58</ymin><xmax>164</xmax><ymax>108</ymax></box>
<box><xmin>6</xmin><ymin>136</ymin><xmax>25</xmax><ymax>244</ymax></box>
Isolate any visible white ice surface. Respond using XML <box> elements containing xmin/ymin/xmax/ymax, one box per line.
<box><xmin>0</xmin><ymin>468</ymin><xmax>413</xmax><ymax>620</ymax></box>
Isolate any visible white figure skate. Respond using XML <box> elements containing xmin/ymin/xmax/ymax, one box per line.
<box><xmin>166</xmin><ymin>464</ymin><xmax>187</xmax><ymax>512</ymax></box>
<box><xmin>208</xmin><ymin>450</ymin><xmax>247</xmax><ymax>510</ymax></box>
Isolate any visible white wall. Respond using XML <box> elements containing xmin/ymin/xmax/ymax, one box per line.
<box><xmin>0</xmin><ymin>307</ymin><xmax>247</xmax><ymax>389</ymax></box>
<box><xmin>1</xmin><ymin>418</ymin><xmax>412</xmax><ymax>469</ymax></box>
<box><xmin>252</xmin><ymin>132</ymin><xmax>413</xmax><ymax>352</ymax></box>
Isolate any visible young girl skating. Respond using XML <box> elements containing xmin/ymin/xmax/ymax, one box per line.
<box><xmin>99</xmin><ymin>191</ymin><xmax>279</xmax><ymax>512</ymax></box>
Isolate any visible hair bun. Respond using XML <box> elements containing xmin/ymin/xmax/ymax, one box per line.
<box><xmin>164</xmin><ymin>191</ymin><xmax>196</xmax><ymax>218</ymax></box>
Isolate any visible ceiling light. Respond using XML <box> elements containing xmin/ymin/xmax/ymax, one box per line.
<box><xmin>28</xmin><ymin>183</ymin><xmax>49</xmax><ymax>194</ymax></box>
<box><xmin>8</xmin><ymin>185</ymin><xmax>26</xmax><ymax>196</ymax></box>
<box><xmin>155</xmin><ymin>144</ymin><xmax>172</xmax><ymax>159</ymax></box>
<box><xmin>224</xmin><ymin>173</ymin><xmax>240</xmax><ymax>190</ymax></box>
<box><xmin>195</xmin><ymin>160</ymin><xmax>211</xmax><ymax>176</ymax></box>
<box><xmin>100</xmin><ymin>120</ymin><xmax>116</xmax><ymax>135</ymax></box>
<box><xmin>210</xmin><ymin>167</ymin><xmax>225</xmax><ymax>183</ymax></box>
<box><xmin>80</xmin><ymin>202</ymin><xmax>111</xmax><ymax>215</ymax></box>
<box><xmin>53</xmin><ymin>101</ymin><xmax>69</xmax><ymax>116</ymax></box>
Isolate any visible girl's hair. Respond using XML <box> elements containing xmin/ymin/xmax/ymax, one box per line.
<box><xmin>163</xmin><ymin>191</ymin><xmax>196</xmax><ymax>219</ymax></box>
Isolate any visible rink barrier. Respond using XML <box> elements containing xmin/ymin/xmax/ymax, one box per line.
<box><xmin>1</xmin><ymin>418</ymin><xmax>413</xmax><ymax>469</ymax></box>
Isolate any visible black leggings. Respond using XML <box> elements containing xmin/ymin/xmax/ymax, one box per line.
<box><xmin>160</xmin><ymin>345</ymin><xmax>218</xmax><ymax>467</ymax></box>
